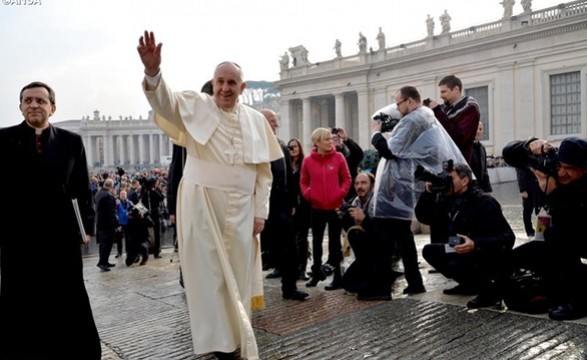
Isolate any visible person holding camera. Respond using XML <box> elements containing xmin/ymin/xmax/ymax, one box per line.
<box><xmin>332</xmin><ymin>127</ymin><xmax>364</xmax><ymax>201</ymax></box>
<box><xmin>338</xmin><ymin>172</ymin><xmax>393</xmax><ymax>299</ymax></box>
<box><xmin>424</xmin><ymin>75</ymin><xmax>480</xmax><ymax>166</ymax></box>
<box><xmin>503</xmin><ymin>137</ymin><xmax>587</xmax><ymax>320</ymax></box>
<box><xmin>370</xmin><ymin>86</ymin><xmax>467</xmax><ymax>296</ymax></box>
<box><xmin>416</xmin><ymin>163</ymin><xmax>515</xmax><ymax>308</ymax></box>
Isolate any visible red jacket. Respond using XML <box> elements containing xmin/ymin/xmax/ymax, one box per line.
<box><xmin>300</xmin><ymin>146</ymin><xmax>351</xmax><ymax>210</ymax></box>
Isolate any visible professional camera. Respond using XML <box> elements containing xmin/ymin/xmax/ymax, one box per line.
<box><xmin>373</xmin><ymin>112</ymin><xmax>400</xmax><ymax>133</ymax></box>
<box><xmin>527</xmin><ymin>146</ymin><xmax>559</xmax><ymax>177</ymax></box>
<box><xmin>116</xmin><ymin>166</ymin><xmax>125</xmax><ymax>177</ymax></box>
<box><xmin>414</xmin><ymin>159</ymin><xmax>454</xmax><ymax>193</ymax></box>
<box><xmin>423</xmin><ymin>98</ymin><xmax>432</xmax><ymax>107</ymax></box>
<box><xmin>332</xmin><ymin>128</ymin><xmax>339</xmax><ymax>134</ymax></box>
<box><xmin>338</xmin><ymin>202</ymin><xmax>354</xmax><ymax>219</ymax></box>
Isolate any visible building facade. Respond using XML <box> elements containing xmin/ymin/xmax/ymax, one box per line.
<box><xmin>56</xmin><ymin>110</ymin><xmax>172</xmax><ymax>170</ymax></box>
<box><xmin>275</xmin><ymin>1</ymin><xmax>587</xmax><ymax>157</ymax></box>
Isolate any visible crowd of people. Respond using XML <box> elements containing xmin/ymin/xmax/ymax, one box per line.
<box><xmin>1</xmin><ymin>34</ymin><xmax>585</xmax><ymax>360</ymax></box>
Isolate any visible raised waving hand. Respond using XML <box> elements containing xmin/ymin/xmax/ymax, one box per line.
<box><xmin>137</xmin><ymin>30</ymin><xmax>162</xmax><ymax>77</ymax></box>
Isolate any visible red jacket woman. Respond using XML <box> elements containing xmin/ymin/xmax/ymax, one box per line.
<box><xmin>300</xmin><ymin>127</ymin><xmax>351</xmax><ymax>289</ymax></box>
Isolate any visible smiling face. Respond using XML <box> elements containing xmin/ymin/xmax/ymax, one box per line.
<box><xmin>19</xmin><ymin>86</ymin><xmax>55</xmax><ymax>129</ymax></box>
<box><xmin>212</xmin><ymin>62</ymin><xmax>246</xmax><ymax>111</ymax></box>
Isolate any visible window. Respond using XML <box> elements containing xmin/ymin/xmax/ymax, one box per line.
<box><xmin>465</xmin><ymin>86</ymin><xmax>489</xmax><ymax>141</ymax></box>
<box><xmin>550</xmin><ymin>71</ymin><xmax>581</xmax><ymax>135</ymax></box>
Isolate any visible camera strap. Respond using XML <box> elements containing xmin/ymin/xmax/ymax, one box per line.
<box><xmin>447</xmin><ymin>210</ymin><xmax>459</xmax><ymax>235</ymax></box>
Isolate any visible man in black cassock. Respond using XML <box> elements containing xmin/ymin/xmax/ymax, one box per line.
<box><xmin>0</xmin><ymin>81</ymin><xmax>101</xmax><ymax>359</ymax></box>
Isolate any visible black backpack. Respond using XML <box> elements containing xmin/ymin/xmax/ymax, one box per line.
<box><xmin>503</xmin><ymin>268</ymin><xmax>550</xmax><ymax>314</ymax></box>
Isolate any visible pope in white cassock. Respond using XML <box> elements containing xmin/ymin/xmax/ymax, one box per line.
<box><xmin>137</xmin><ymin>31</ymin><xmax>283</xmax><ymax>360</ymax></box>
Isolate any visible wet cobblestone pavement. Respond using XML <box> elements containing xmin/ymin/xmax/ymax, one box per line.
<box><xmin>83</xmin><ymin>181</ymin><xmax>587</xmax><ymax>359</ymax></box>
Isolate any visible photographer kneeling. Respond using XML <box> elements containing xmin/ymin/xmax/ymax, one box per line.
<box><xmin>416</xmin><ymin>163</ymin><xmax>515</xmax><ymax>308</ymax></box>
<box><xmin>503</xmin><ymin>137</ymin><xmax>587</xmax><ymax>320</ymax></box>
<box><xmin>337</xmin><ymin>172</ymin><xmax>390</xmax><ymax>299</ymax></box>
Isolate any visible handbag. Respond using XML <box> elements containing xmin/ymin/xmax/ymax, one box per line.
<box><xmin>503</xmin><ymin>268</ymin><xmax>550</xmax><ymax>314</ymax></box>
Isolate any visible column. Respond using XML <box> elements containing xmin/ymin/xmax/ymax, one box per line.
<box><xmin>119</xmin><ymin>135</ymin><xmax>126</xmax><ymax>165</ymax></box>
<box><xmin>129</xmin><ymin>134</ymin><xmax>135</xmax><ymax>166</ymax></box>
<box><xmin>279</xmin><ymin>100</ymin><xmax>291</xmax><ymax>142</ymax></box>
<box><xmin>496</xmin><ymin>63</ymin><xmax>516</xmax><ymax>150</ymax></box>
<box><xmin>335</xmin><ymin>93</ymin><xmax>345</xmax><ymax>129</ymax></box>
<box><xmin>85</xmin><ymin>135</ymin><xmax>94</xmax><ymax>168</ymax></box>
<box><xmin>103</xmin><ymin>134</ymin><xmax>112</xmax><ymax>167</ymax></box>
<box><xmin>516</xmin><ymin>59</ymin><xmax>536</xmax><ymax>140</ymax></box>
<box><xmin>138</xmin><ymin>134</ymin><xmax>145</xmax><ymax>166</ymax></box>
<box><xmin>149</xmin><ymin>134</ymin><xmax>156</xmax><ymax>165</ymax></box>
<box><xmin>159</xmin><ymin>134</ymin><xmax>166</xmax><ymax>161</ymax></box>
<box><xmin>302</xmin><ymin>98</ymin><xmax>312</xmax><ymax>153</ymax></box>
<box><xmin>357</xmin><ymin>90</ymin><xmax>370</xmax><ymax>148</ymax></box>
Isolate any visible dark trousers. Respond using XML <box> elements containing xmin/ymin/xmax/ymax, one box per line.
<box><xmin>362</xmin><ymin>218</ymin><xmax>423</xmax><ymax>294</ymax></box>
<box><xmin>522</xmin><ymin>196</ymin><xmax>535</xmax><ymax>236</ymax></box>
<box><xmin>97</xmin><ymin>229</ymin><xmax>115</xmax><ymax>265</ymax></box>
<box><xmin>151</xmin><ymin>218</ymin><xmax>161</xmax><ymax>256</ymax></box>
<box><xmin>343</xmin><ymin>227</ymin><xmax>373</xmax><ymax>293</ymax></box>
<box><xmin>423</xmin><ymin>243</ymin><xmax>509</xmax><ymax>293</ymax></box>
<box><xmin>293</xmin><ymin>205</ymin><xmax>311</xmax><ymax>274</ymax></box>
<box><xmin>277</xmin><ymin>220</ymin><xmax>301</xmax><ymax>293</ymax></box>
<box><xmin>114</xmin><ymin>227</ymin><xmax>125</xmax><ymax>255</ymax></box>
<box><xmin>262</xmin><ymin>192</ymin><xmax>299</xmax><ymax>293</ymax></box>
<box><xmin>310</xmin><ymin>209</ymin><xmax>342</xmax><ymax>273</ymax></box>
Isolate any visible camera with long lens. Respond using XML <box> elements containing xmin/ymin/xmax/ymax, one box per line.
<box><xmin>414</xmin><ymin>159</ymin><xmax>454</xmax><ymax>193</ymax></box>
<box><xmin>373</xmin><ymin>112</ymin><xmax>400</xmax><ymax>133</ymax></box>
<box><xmin>527</xmin><ymin>147</ymin><xmax>559</xmax><ymax>177</ymax></box>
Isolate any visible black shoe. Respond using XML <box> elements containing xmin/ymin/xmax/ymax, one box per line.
<box><xmin>321</xmin><ymin>264</ymin><xmax>334</xmax><ymax>276</ymax></box>
<box><xmin>403</xmin><ymin>285</ymin><xmax>426</xmax><ymax>295</ymax></box>
<box><xmin>97</xmin><ymin>264</ymin><xmax>111</xmax><ymax>272</ymax></box>
<box><xmin>306</xmin><ymin>277</ymin><xmax>320</xmax><ymax>287</ymax></box>
<box><xmin>265</xmin><ymin>269</ymin><xmax>281</xmax><ymax>279</ymax></box>
<box><xmin>325</xmin><ymin>278</ymin><xmax>343</xmax><ymax>291</ymax></box>
<box><xmin>549</xmin><ymin>302</ymin><xmax>587</xmax><ymax>321</ymax></box>
<box><xmin>306</xmin><ymin>271</ymin><xmax>326</xmax><ymax>287</ymax></box>
<box><xmin>154</xmin><ymin>254</ymin><xmax>162</xmax><ymax>259</ymax></box>
<box><xmin>213</xmin><ymin>351</ymin><xmax>236</xmax><ymax>360</ymax></box>
<box><xmin>357</xmin><ymin>293</ymin><xmax>392</xmax><ymax>301</ymax></box>
<box><xmin>106</xmin><ymin>263</ymin><xmax>116</xmax><ymax>267</ymax></box>
<box><xmin>306</xmin><ymin>273</ymin><xmax>326</xmax><ymax>287</ymax></box>
<box><xmin>140</xmin><ymin>256</ymin><xmax>148</xmax><ymax>266</ymax></box>
<box><xmin>443</xmin><ymin>284</ymin><xmax>478</xmax><ymax>295</ymax></box>
<box><xmin>283</xmin><ymin>289</ymin><xmax>309</xmax><ymax>300</ymax></box>
<box><xmin>467</xmin><ymin>293</ymin><xmax>502</xmax><ymax>309</ymax></box>
<box><xmin>298</xmin><ymin>271</ymin><xmax>310</xmax><ymax>281</ymax></box>
<box><xmin>115</xmin><ymin>253</ymin><xmax>122</xmax><ymax>258</ymax></box>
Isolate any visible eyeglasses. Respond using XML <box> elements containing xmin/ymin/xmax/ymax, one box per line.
<box><xmin>396</xmin><ymin>98</ymin><xmax>408</xmax><ymax>106</ymax></box>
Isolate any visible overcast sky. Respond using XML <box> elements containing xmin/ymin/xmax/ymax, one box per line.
<box><xmin>0</xmin><ymin>0</ymin><xmax>562</xmax><ymax>127</ymax></box>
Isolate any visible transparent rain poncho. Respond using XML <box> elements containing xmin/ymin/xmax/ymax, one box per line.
<box><xmin>369</xmin><ymin>103</ymin><xmax>468</xmax><ymax>220</ymax></box>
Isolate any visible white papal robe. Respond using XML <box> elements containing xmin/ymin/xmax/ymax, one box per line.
<box><xmin>144</xmin><ymin>75</ymin><xmax>283</xmax><ymax>359</ymax></box>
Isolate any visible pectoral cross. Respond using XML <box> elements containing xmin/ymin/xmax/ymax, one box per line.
<box><xmin>224</xmin><ymin>145</ymin><xmax>237</xmax><ymax>165</ymax></box>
